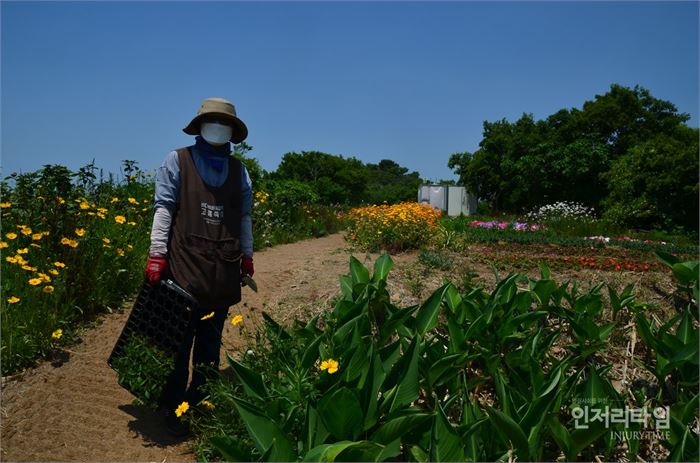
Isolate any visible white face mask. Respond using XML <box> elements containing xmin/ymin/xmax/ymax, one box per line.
<box><xmin>200</xmin><ymin>121</ymin><xmax>233</xmax><ymax>146</ymax></box>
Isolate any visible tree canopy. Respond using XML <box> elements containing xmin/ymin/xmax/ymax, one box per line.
<box><xmin>449</xmin><ymin>84</ymin><xmax>698</xmax><ymax>231</ymax></box>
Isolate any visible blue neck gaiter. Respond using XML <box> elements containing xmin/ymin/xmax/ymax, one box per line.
<box><xmin>193</xmin><ymin>135</ymin><xmax>231</xmax><ymax>172</ymax></box>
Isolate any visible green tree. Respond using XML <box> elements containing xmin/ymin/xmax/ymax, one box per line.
<box><xmin>365</xmin><ymin>159</ymin><xmax>422</xmax><ymax>204</ymax></box>
<box><xmin>602</xmin><ymin>126</ymin><xmax>699</xmax><ymax>231</ymax></box>
<box><xmin>272</xmin><ymin>151</ymin><xmax>368</xmax><ymax>205</ymax></box>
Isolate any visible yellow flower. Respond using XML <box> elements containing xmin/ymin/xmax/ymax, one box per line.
<box><xmin>49</xmin><ymin>269</ymin><xmax>59</xmax><ymax>276</ymax></box>
<box><xmin>0</xmin><ymin>242</ymin><xmax>7</xmax><ymax>249</ymax></box>
<box><xmin>127</xmin><ymin>244</ymin><xmax>134</xmax><ymax>251</ymax></box>
<box><xmin>52</xmin><ymin>329</ymin><xmax>63</xmax><ymax>340</ymax></box>
<box><xmin>21</xmin><ymin>265</ymin><xmax>37</xmax><ymax>271</ymax></box>
<box><xmin>43</xmin><ymin>285</ymin><xmax>55</xmax><ymax>294</ymax></box>
<box><xmin>54</xmin><ymin>261</ymin><xmax>66</xmax><ymax>268</ymax></box>
<box><xmin>200</xmin><ymin>311</ymin><xmax>215</xmax><ymax>321</ymax></box>
<box><xmin>175</xmin><ymin>401</ymin><xmax>189</xmax><ymax>417</ymax></box>
<box><xmin>127</xmin><ymin>221</ymin><xmax>136</xmax><ymax>226</ymax></box>
<box><xmin>5</xmin><ymin>256</ymin><xmax>17</xmax><ymax>264</ymax></box>
<box><xmin>97</xmin><ymin>213</ymin><xmax>106</xmax><ymax>219</ymax></box>
<box><xmin>0</xmin><ymin>202</ymin><xmax>11</xmax><ymax>208</ymax></box>
<box><xmin>75</xmin><ymin>228</ymin><xmax>86</xmax><ymax>237</ymax></box>
<box><xmin>102</xmin><ymin>238</ymin><xmax>111</xmax><ymax>245</ymax></box>
<box><xmin>28</xmin><ymin>278</ymin><xmax>42</xmax><ymax>286</ymax></box>
<box><xmin>320</xmin><ymin>359</ymin><xmax>339</xmax><ymax>374</ymax></box>
<box><xmin>20</xmin><ymin>227</ymin><xmax>32</xmax><ymax>236</ymax></box>
<box><xmin>201</xmin><ymin>400</ymin><xmax>215</xmax><ymax>410</ymax></box>
<box><xmin>79</xmin><ymin>201</ymin><xmax>90</xmax><ymax>210</ymax></box>
<box><xmin>114</xmin><ymin>215</ymin><xmax>126</xmax><ymax>224</ymax></box>
<box><xmin>17</xmin><ymin>248</ymin><xmax>28</xmax><ymax>254</ymax></box>
<box><xmin>97</xmin><ymin>207</ymin><xmax>108</xmax><ymax>214</ymax></box>
<box><xmin>230</xmin><ymin>314</ymin><xmax>243</xmax><ymax>326</ymax></box>
<box><xmin>58</xmin><ymin>197</ymin><xmax>66</xmax><ymax>204</ymax></box>
<box><xmin>7</xmin><ymin>296</ymin><xmax>20</xmax><ymax>304</ymax></box>
<box><xmin>111</xmin><ymin>197</ymin><xmax>119</xmax><ymax>203</ymax></box>
<box><xmin>38</xmin><ymin>273</ymin><xmax>51</xmax><ymax>283</ymax></box>
<box><xmin>61</xmin><ymin>238</ymin><xmax>78</xmax><ymax>248</ymax></box>
<box><xmin>5</xmin><ymin>233</ymin><xmax>17</xmax><ymax>240</ymax></box>
<box><xmin>31</xmin><ymin>233</ymin><xmax>43</xmax><ymax>241</ymax></box>
<box><xmin>116</xmin><ymin>248</ymin><xmax>125</xmax><ymax>257</ymax></box>
<box><xmin>128</xmin><ymin>197</ymin><xmax>138</xmax><ymax>204</ymax></box>
<box><xmin>14</xmin><ymin>255</ymin><xmax>28</xmax><ymax>266</ymax></box>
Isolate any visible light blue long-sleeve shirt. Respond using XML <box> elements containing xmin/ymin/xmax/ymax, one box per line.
<box><xmin>151</xmin><ymin>148</ymin><xmax>253</xmax><ymax>257</ymax></box>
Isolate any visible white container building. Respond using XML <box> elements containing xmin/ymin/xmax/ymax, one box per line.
<box><xmin>418</xmin><ymin>185</ymin><xmax>478</xmax><ymax>216</ymax></box>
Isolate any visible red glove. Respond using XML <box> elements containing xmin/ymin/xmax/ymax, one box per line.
<box><xmin>145</xmin><ymin>255</ymin><xmax>168</xmax><ymax>284</ymax></box>
<box><xmin>241</xmin><ymin>256</ymin><xmax>254</xmax><ymax>277</ymax></box>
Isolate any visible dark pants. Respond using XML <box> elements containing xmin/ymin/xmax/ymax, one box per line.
<box><xmin>160</xmin><ymin>305</ymin><xmax>229</xmax><ymax>412</ymax></box>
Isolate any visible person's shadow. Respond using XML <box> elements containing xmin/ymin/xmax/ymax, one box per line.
<box><xmin>118</xmin><ymin>403</ymin><xmax>191</xmax><ymax>446</ymax></box>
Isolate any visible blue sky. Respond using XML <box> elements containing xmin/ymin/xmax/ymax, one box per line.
<box><xmin>2</xmin><ymin>1</ymin><xmax>698</xmax><ymax>183</ymax></box>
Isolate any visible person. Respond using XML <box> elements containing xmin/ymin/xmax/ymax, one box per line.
<box><xmin>144</xmin><ymin>97</ymin><xmax>254</xmax><ymax>436</ymax></box>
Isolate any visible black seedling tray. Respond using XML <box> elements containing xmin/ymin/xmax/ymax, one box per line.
<box><xmin>108</xmin><ymin>278</ymin><xmax>197</xmax><ymax>372</ymax></box>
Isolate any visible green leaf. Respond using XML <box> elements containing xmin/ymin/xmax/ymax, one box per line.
<box><xmin>231</xmin><ymin>397</ymin><xmax>296</xmax><ymax>461</ymax></box>
<box><xmin>339</xmin><ymin>274</ymin><xmax>353</xmax><ymax>300</ymax></box>
<box><xmin>304</xmin><ymin>405</ymin><xmax>330</xmax><ymax>452</ymax></box>
<box><xmin>431</xmin><ymin>404</ymin><xmax>466</xmax><ymax>462</ymax></box>
<box><xmin>210</xmin><ymin>435</ymin><xmax>253</xmax><ymax>462</ymax></box>
<box><xmin>372</xmin><ymin>253</ymin><xmax>393</xmax><ymax>283</ymax></box>
<box><xmin>301</xmin><ymin>335</ymin><xmax>323</xmax><ymax>369</ymax></box>
<box><xmin>415</xmin><ymin>283</ymin><xmax>451</xmax><ymax>336</ymax></box>
<box><xmin>427</xmin><ymin>353</ymin><xmax>469</xmax><ymax>388</ymax></box>
<box><xmin>676</xmin><ymin>309</ymin><xmax>696</xmax><ymax>345</ymax></box>
<box><xmin>546</xmin><ymin>416</ymin><xmax>572</xmax><ymax>459</ymax></box>
<box><xmin>655</xmin><ymin>250</ymin><xmax>680</xmax><ymax>268</ymax></box>
<box><xmin>350</xmin><ymin>256</ymin><xmax>370</xmax><ymax>286</ymax></box>
<box><xmin>569</xmin><ymin>420</ymin><xmax>609</xmax><ymax>458</ymax></box>
<box><xmin>672</xmin><ymin>261</ymin><xmax>699</xmax><ymax>286</ymax></box>
<box><xmin>383</xmin><ymin>337</ymin><xmax>421</xmax><ymax>413</ymax></box>
<box><xmin>531</xmin><ymin>279</ymin><xmax>556</xmax><ymax>306</ymax></box>
<box><xmin>262</xmin><ymin>312</ymin><xmax>291</xmax><ymax>340</ymax></box>
<box><xmin>318</xmin><ymin>387</ymin><xmax>364</xmax><ymax>441</ymax></box>
<box><xmin>303</xmin><ymin>441</ymin><xmax>383</xmax><ymax>462</ymax></box>
<box><xmin>539</xmin><ymin>263</ymin><xmax>551</xmax><ymax>280</ymax></box>
<box><xmin>372</xmin><ymin>412</ymin><xmax>432</xmax><ymax>445</ymax></box>
<box><xmin>486</xmin><ymin>406</ymin><xmax>529</xmax><ymax>459</ymax></box>
<box><xmin>226</xmin><ymin>354</ymin><xmax>267</xmax><ymax>401</ymax></box>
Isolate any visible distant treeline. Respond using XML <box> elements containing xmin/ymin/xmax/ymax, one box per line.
<box><xmin>234</xmin><ymin>146</ymin><xmax>425</xmax><ymax>207</ymax></box>
<box><xmin>448</xmin><ymin>84</ymin><xmax>699</xmax><ymax>232</ymax></box>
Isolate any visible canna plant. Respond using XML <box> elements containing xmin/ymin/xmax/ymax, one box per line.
<box><xmin>196</xmin><ymin>254</ymin><xmax>694</xmax><ymax>462</ymax></box>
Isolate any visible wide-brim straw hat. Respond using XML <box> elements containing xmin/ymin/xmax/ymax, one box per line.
<box><xmin>183</xmin><ymin>97</ymin><xmax>248</xmax><ymax>143</ymax></box>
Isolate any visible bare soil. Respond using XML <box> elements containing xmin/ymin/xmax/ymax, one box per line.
<box><xmin>0</xmin><ymin>233</ymin><xmax>684</xmax><ymax>462</ymax></box>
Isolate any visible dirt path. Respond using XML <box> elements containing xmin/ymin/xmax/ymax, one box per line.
<box><xmin>0</xmin><ymin>233</ymin><xmax>378</xmax><ymax>462</ymax></box>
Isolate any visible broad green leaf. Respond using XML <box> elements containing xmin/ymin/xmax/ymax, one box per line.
<box><xmin>409</xmin><ymin>445</ymin><xmax>429</xmax><ymax>462</ymax></box>
<box><xmin>339</xmin><ymin>274</ymin><xmax>353</xmax><ymax>300</ymax></box>
<box><xmin>385</xmin><ymin>336</ymin><xmax>420</xmax><ymax>413</ymax></box>
<box><xmin>486</xmin><ymin>406</ymin><xmax>529</xmax><ymax>459</ymax></box>
<box><xmin>655</xmin><ymin>250</ymin><xmax>681</xmax><ymax>268</ymax></box>
<box><xmin>372</xmin><ymin>412</ymin><xmax>432</xmax><ymax>445</ymax></box>
<box><xmin>675</xmin><ymin>309</ymin><xmax>696</xmax><ymax>345</ymax></box>
<box><xmin>226</xmin><ymin>354</ymin><xmax>267</xmax><ymax>401</ymax></box>
<box><xmin>304</xmin><ymin>405</ymin><xmax>330</xmax><ymax>452</ymax></box>
<box><xmin>447</xmin><ymin>316</ymin><xmax>466</xmax><ymax>354</ymax></box>
<box><xmin>415</xmin><ymin>283</ymin><xmax>451</xmax><ymax>336</ymax></box>
<box><xmin>380</xmin><ymin>304</ymin><xmax>419</xmax><ymax>343</ymax></box>
<box><xmin>318</xmin><ymin>387</ymin><xmax>364</xmax><ymax>441</ymax></box>
<box><xmin>546</xmin><ymin>416</ymin><xmax>572</xmax><ymax>459</ymax></box>
<box><xmin>431</xmin><ymin>404</ymin><xmax>466</xmax><ymax>462</ymax></box>
<box><xmin>360</xmin><ymin>350</ymin><xmax>385</xmax><ymax>431</ymax></box>
<box><xmin>672</xmin><ymin>261</ymin><xmax>699</xmax><ymax>286</ymax></box>
<box><xmin>427</xmin><ymin>353</ymin><xmax>469</xmax><ymax>388</ymax></box>
<box><xmin>569</xmin><ymin>420</ymin><xmax>610</xmax><ymax>458</ymax></box>
<box><xmin>443</xmin><ymin>284</ymin><xmax>463</xmax><ymax>314</ymax></box>
<box><xmin>372</xmin><ymin>253</ymin><xmax>393</xmax><ymax>283</ymax></box>
<box><xmin>303</xmin><ymin>441</ymin><xmax>383</xmax><ymax>462</ymax></box>
<box><xmin>539</xmin><ymin>262</ymin><xmax>551</xmax><ymax>280</ymax></box>
<box><xmin>210</xmin><ymin>435</ymin><xmax>253</xmax><ymax>462</ymax></box>
<box><xmin>531</xmin><ymin>279</ymin><xmax>556</xmax><ymax>306</ymax></box>
<box><xmin>350</xmin><ymin>256</ymin><xmax>370</xmax><ymax>286</ymax></box>
<box><xmin>231</xmin><ymin>397</ymin><xmax>296</xmax><ymax>461</ymax></box>
<box><xmin>262</xmin><ymin>312</ymin><xmax>291</xmax><ymax>340</ymax></box>
<box><xmin>301</xmin><ymin>335</ymin><xmax>323</xmax><ymax>369</ymax></box>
